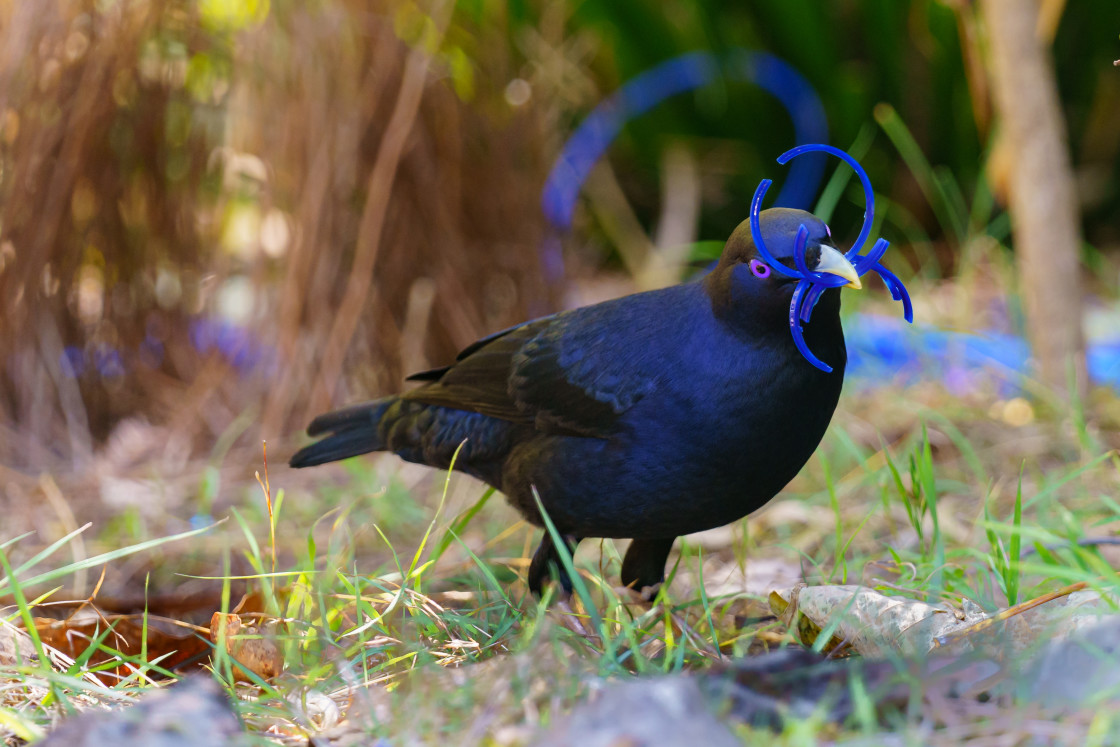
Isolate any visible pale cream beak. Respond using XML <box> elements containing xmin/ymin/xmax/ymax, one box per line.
<box><xmin>815</xmin><ymin>244</ymin><xmax>862</xmax><ymax>290</ymax></box>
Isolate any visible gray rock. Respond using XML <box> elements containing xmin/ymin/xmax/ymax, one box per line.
<box><xmin>537</xmin><ymin>675</ymin><xmax>741</xmax><ymax>747</ymax></box>
<box><xmin>39</xmin><ymin>676</ymin><xmax>246</xmax><ymax>747</ymax></box>
<box><xmin>1021</xmin><ymin>616</ymin><xmax>1120</xmax><ymax>705</ymax></box>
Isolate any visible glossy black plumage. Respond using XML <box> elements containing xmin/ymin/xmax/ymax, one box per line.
<box><xmin>291</xmin><ymin>208</ymin><xmax>854</xmax><ymax>596</ymax></box>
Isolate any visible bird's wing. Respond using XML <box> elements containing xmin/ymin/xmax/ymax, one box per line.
<box><xmin>403</xmin><ymin>301</ymin><xmax>662</xmax><ymax>438</ymax></box>
<box><xmin>402</xmin><ymin>319</ymin><xmax>543</xmax><ymax>425</ymax></box>
<box><xmin>405</xmin><ymin>318</ymin><xmax>541</xmax><ymax>382</ymax></box>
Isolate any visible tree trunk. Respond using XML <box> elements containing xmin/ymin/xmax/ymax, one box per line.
<box><xmin>980</xmin><ymin>0</ymin><xmax>1085</xmax><ymax>396</ymax></box>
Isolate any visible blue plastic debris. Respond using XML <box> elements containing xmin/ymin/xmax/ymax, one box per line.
<box><xmin>541</xmin><ymin>49</ymin><xmax>829</xmax><ymax>282</ymax></box>
<box><xmin>749</xmin><ymin>144</ymin><xmax>913</xmax><ymax>372</ymax></box>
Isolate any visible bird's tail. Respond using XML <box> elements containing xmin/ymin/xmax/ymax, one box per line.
<box><xmin>289</xmin><ymin>399</ymin><xmax>394</xmax><ymax>468</ymax></box>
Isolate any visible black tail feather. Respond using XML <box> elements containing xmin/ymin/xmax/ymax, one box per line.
<box><xmin>290</xmin><ymin>399</ymin><xmax>391</xmax><ymax>468</ymax></box>
<box><xmin>304</xmin><ymin>402</ymin><xmax>379</xmax><ymax>436</ymax></box>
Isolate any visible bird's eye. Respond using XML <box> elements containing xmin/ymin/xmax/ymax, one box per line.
<box><xmin>749</xmin><ymin>259</ymin><xmax>771</xmax><ymax>279</ymax></box>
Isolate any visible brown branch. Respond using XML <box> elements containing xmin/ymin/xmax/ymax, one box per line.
<box><xmin>305</xmin><ymin>1</ymin><xmax>452</xmax><ymax>420</ymax></box>
<box><xmin>980</xmin><ymin>0</ymin><xmax>1085</xmax><ymax>395</ymax></box>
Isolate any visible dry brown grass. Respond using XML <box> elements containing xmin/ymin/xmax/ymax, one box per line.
<box><xmin>0</xmin><ymin>0</ymin><xmax>558</xmax><ymax>475</ymax></box>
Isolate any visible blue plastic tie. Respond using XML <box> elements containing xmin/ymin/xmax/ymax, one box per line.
<box><xmin>750</xmin><ymin>144</ymin><xmax>914</xmax><ymax>372</ymax></box>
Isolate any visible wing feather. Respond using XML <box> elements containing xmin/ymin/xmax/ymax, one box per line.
<box><xmin>403</xmin><ymin>287</ymin><xmax>681</xmax><ymax>438</ymax></box>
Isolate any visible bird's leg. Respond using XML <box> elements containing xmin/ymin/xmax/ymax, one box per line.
<box><xmin>620</xmin><ymin>537</ymin><xmax>677</xmax><ymax>601</ymax></box>
<box><xmin>528</xmin><ymin>534</ymin><xmax>598</xmax><ymax>640</ymax></box>
<box><xmin>527</xmin><ymin>533</ymin><xmax>581</xmax><ymax>597</ymax></box>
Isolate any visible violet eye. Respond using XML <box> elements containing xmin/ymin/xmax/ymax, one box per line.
<box><xmin>749</xmin><ymin>259</ymin><xmax>771</xmax><ymax>279</ymax></box>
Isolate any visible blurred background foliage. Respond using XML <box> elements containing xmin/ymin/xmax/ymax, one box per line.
<box><xmin>0</xmin><ymin>0</ymin><xmax>1117</xmax><ymax>480</ymax></box>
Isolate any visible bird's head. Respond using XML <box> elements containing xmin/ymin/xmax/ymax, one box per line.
<box><xmin>707</xmin><ymin>208</ymin><xmax>861</xmax><ymax>334</ymax></box>
<box><xmin>719</xmin><ymin>207</ymin><xmax>862</xmax><ymax>292</ymax></box>
<box><xmin>713</xmin><ymin>145</ymin><xmax>913</xmax><ymax>372</ymax></box>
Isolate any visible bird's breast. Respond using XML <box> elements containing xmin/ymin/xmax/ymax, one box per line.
<box><xmin>606</xmin><ymin>333</ymin><xmax>844</xmax><ymax>535</ymax></box>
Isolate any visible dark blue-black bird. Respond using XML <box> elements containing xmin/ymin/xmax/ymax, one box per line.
<box><xmin>290</xmin><ymin>208</ymin><xmax>861</xmax><ymax>597</ymax></box>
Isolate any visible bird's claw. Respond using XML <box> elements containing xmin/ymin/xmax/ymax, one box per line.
<box><xmin>620</xmin><ymin>581</ymin><xmax>662</xmax><ymax>604</ymax></box>
<box><xmin>551</xmin><ymin>596</ymin><xmax>600</xmax><ymax>643</ymax></box>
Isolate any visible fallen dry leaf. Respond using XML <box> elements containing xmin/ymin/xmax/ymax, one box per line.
<box><xmin>209</xmin><ymin>612</ymin><xmax>284</xmax><ymax>681</ymax></box>
<box><xmin>0</xmin><ymin>618</ymin><xmax>38</xmax><ymax>667</ymax></box>
<box><xmin>34</xmin><ymin>610</ymin><xmax>209</xmax><ymax>682</ymax></box>
<box><xmin>771</xmin><ymin>585</ymin><xmax>987</xmax><ymax>656</ymax></box>
<box><xmin>771</xmin><ymin>583</ymin><xmax>1120</xmax><ymax>665</ymax></box>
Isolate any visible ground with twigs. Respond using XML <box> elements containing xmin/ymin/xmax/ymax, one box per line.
<box><xmin>3</xmin><ymin>325</ymin><xmax>1120</xmax><ymax>745</ymax></box>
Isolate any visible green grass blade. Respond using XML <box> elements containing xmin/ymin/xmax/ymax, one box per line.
<box><xmin>1</xmin><ymin>522</ymin><xmax>222</xmax><ymax>593</ymax></box>
<box><xmin>532</xmin><ymin>489</ymin><xmax>604</xmax><ymax>637</ymax></box>
<box><xmin>407</xmin><ymin>439</ymin><xmax>468</xmax><ymax>583</ymax></box>
<box><xmin>814</xmin><ymin>123</ymin><xmax>876</xmax><ymax>224</ymax></box>
<box><xmin>10</xmin><ymin>524</ymin><xmax>93</xmax><ymax>579</ymax></box>
<box><xmin>1007</xmin><ymin>468</ymin><xmax>1024</xmax><ymax>605</ymax></box>
<box><xmin>432</xmin><ymin>487</ymin><xmax>495</xmax><ymax>565</ymax></box>
<box><xmin>875</xmin><ymin>103</ymin><xmax>967</xmax><ymax>243</ymax></box>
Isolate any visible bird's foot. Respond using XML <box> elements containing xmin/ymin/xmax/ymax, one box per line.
<box><xmin>619</xmin><ymin>537</ymin><xmax>675</xmax><ymax>603</ymax></box>
<box><xmin>618</xmin><ymin>581</ymin><xmax>662</xmax><ymax>605</ymax></box>
<box><xmin>551</xmin><ymin>594</ymin><xmax>600</xmax><ymax>644</ymax></box>
<box><xmin>527</xmin><ymin>533</ymin><xmax>581</xmax><ymax>598</ymax></box>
